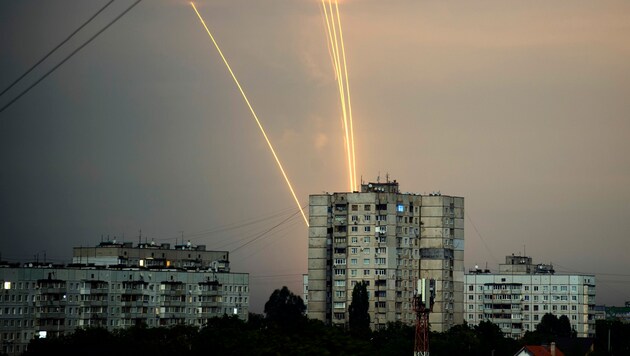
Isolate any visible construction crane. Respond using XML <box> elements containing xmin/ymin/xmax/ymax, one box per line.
<box><xmin>413</xmin><ymin>278</ymin><xmax>435</xmax><ymax>356</ymax></box>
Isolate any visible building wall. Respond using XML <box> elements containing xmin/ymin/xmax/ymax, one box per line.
<box><xmin>464</xmin><ymin>273</ymin><xmax>596</xmax><ymax>338</ymax></box>
<box><xmin>0</xmin><ymin>266</ymin><xmax>248</xmax><ymax>356</ymax></box>
<box><xmin>72</xmin><ymin>243</ymin><xmax>229</xmax><ymax>271</ymax></box>
<box><xmin>307</xmin><ymin>183</ymin><xmax>464</xmax><ymax>332</ymax></box>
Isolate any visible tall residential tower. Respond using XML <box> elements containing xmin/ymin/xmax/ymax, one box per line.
<box><xmin>307</xmin><ymin>180</ymin><xmax>464</xmax><ymax>332</ymax></box>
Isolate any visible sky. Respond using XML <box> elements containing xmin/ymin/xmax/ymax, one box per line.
<box><xmin>1</xmin><ymin>0</ymin><xmax>629</xmax><ymax>313</ymax></box>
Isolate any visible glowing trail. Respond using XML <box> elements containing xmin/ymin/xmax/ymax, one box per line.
<box><xmin>326</xmin><ymin>0</ymin><xmax>353</xmax><ymax>191</ymax></box>
<box><xmin>334</xmin><ymin>1</ymin><xmax>357</xmax><ymax>192</ymax></box>
<box><xmin>321</xmin><ymin>0</ymin><xmax>358</xmax><ymax>192</ymax></box>
<box><xmin>190</xmin><ymin>2</ymin><xmax>309</xmax><ymax>227</ymax></box>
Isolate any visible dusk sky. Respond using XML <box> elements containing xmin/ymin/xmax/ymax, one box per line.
<box><xmin>1</xmin><ymin>0</ymin><xmax>629</xmax><ymax>313</ymax></box>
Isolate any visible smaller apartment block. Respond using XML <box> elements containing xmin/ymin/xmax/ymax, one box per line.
<box><xmin>0</xmin><ymin>241</ymin><xmax>249</xmax><ymax>356</ymax></box>
<box><xmin>465</xmin><ymin>255</ymin><xmax>596</xmax><ymax>339</ymax></box>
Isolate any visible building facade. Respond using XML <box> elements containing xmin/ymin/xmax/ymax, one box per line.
<box><xmin>0</xmin><ymin>242</ymin><xmax>248</xmax><ymax>356</ymax></box>
<box><xmin>464</xmin><ymin>255</ymin><xmax>596</xmax><ymax>339</ymax></box>
<box><xmin>307</xmin><ymin>180</ymin><xmax>464</xmax><ymax>332</ymax></box>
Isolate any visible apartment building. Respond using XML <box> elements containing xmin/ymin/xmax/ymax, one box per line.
<box><xmin>307</xmin><ymin>179</ymin><xmax>464</xmax><ymax>332</ymax></box>
<box><xmin>465</xmin><ymin>255</ymin><xmax>596</xmax><ymax>339</ymax></box>
<box><xmin>0</xmin><ymin>241</ymin><xmax>248</xmax><ymax>356</ymax></box>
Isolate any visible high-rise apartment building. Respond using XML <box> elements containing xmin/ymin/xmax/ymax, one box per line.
<box><xmin>307</xmin><ymin>180</ymin><xmax>464</xmax><ymax>331</ymax></box>
<box><xmin>0</xmin><ymin>241</ymin><xmax>249</xmax><ymax>356</ymax></box>
<box><xmin>465</xmin><ymin>255</ymin><xmax>596</xmax><ymax>338</ymax></box>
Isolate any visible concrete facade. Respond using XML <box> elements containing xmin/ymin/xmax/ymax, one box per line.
<box><xmin>464</xmin><ymin>255</ymin><xmax>596</xmax><ymax>339</ymax></box>
<box><xmin>0</xmin><ymin>243</ymin><xmax>248</xmax><ymax>356</ymax></box>
<box><xmin>307</xmin><ymin>180</ymin><xmax>464</xmax><ymax>332</ymax></box>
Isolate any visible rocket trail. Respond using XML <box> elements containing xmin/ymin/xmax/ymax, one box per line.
<box><xmin>325</xmin><ymin>0</ymin><xmax>353</xmax><ymax>192</ymax></box>
<box><xmin>334</xmin><ymin>1</ymin><xmax>357</xmax><ymax>192</ymax></box>
<box><xmin>190</xmin><ymin>2</ymin><xmax>309</xmax><ymax>227</ymax></box>
<box><xmin>321</xmin><ymin>0</ymin><xmax>358</xmax><ymax>192</ymax></box>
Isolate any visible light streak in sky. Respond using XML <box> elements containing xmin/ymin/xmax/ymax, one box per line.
<box><xmin>321</xmin><ymin>0</ymin><xmax>357</xmax><ymax>192</ymax></box>
<box><xmin>190</xmin><ymin>2</ymin><xmax>309</xmax><ymax>227</ymax></box>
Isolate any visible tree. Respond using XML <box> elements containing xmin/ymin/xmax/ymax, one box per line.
<box><xmin>263</xmin><ymin>286</ymin><xmax>306</xmax><ymax>329</ymax></box>
<box><xmin>348</xmin><ymin>280</ymin><xmax>370</xmax><ymax>337</ymax></box>
<box><xmin>557</xmin><ymin>315</ymin><xmax>575</xmax><ymax>338</ymax></box>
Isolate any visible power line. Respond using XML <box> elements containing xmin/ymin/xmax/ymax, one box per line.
<box><xmin>0</xmin><ymin>0</ymin><xmax>142</xmax><ymax>114</ymax></box>
<box><xmin>0</xmin><ymin>0</ymin><xmax>115</xmax><ymax>98</ymax></box>
<box><xmin>153</xmin><ymin>205</ymin><xmax>299</xmax><ymax>243</ymax></box>
<box><xmin>231</xmin><ymin>204</ymin><xmax>306</xmax><ymax>254</ymax></box>
<box><xmin>466</xmin><ymin>211</ymin><xmax>499</xmax><ymax>265</ymax></box>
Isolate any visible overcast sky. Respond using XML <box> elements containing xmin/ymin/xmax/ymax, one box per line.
<box><xmin>1</xmin><ymin>0</ymin><xmax>629</xmax><ymax>312</ymax></box>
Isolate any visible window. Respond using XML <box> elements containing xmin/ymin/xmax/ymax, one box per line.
<box><xmin>335</xmin><ymin>258</ymin><xmax>346</xmax><ymax>265</ymax></box>
<box><xmin>351</xmin><ymin>270</ymin><xmax>357</xmax><ymax>276</ymax></box>
<box><xmin>351</xmin><ymin>205</ymin><xmax>358</xmax><ymax>211</ymax></box>
<box><xmin>334</xmin><ymin>269</ymin><xmax>346</xmax><ymax>276</ymax></box>
<box><xmin>351</xmin><ymin>215</ymin><xmax>358</xmax><ymax>221</ymax></box>
<box><xmin>364</xmin><ymin>237</ymin><xmax>370</xmax><ymax>243</ymax></box>
<box><xmin>351</xmin><ymin>226</ymin><xmax>358</xmax><ymax>232</ymax></box>
<box><xmin>534</xmin><ymin>305</ymin><xmax>539</xmax><ymax>311</ymax></box>
<box><xmin>334</xmin><ymin>302</ymin><xmax>346</xmax><ymax>309</ymax></box>
<box><xmin>375</xmin><ymin>258</ymin><xmax>386</xmax><ymax>265</ymax></box>
<box><xmin>364</xmin><ymin>215</ymin><xmax>371</xmax><ymax>221</ymax></box>
<box><xmin>364</xmin><ymin>226</ymin><xmax>371</xmax><ymax>232</ymax></box>
<box><xmin>375</xmin><ymin>269</ymin><xmax>386</xmax><ymax>276</ymax></box>
<box><xmin>364</xmin><ymin>204</ymin><xmax>371</xmax><ymax>211</ymax></box>
<box><xmin>335</xmin><ymin>280</ymin><xmax>346</xmax><ymax>287</ymax></box>
<box><xmin>534</xmin><ymin>286</ymin><xmax>539</xmax><ymax>291</ymax></box>
<box><xmin>351</xmin><ymin>248</ymin><xmax>358</xmax><ymax>254</ymax></box>
<box><xmin>351</xmin><ymin>237</ymin><xmax>358</xmax><ymax>243</ymax></box>
<box><xmin>363</xmin><ymin>270</ymin><xmax>370</xmax><ymax>276</ymax></box>
<box><xmin>363</xmin><ymin>248</ymin><xmax>370</xmax><ymax>254</ymax></box>
<box><xmin>351</xmin><ymin>258</ymin><xmax>357</xmax><ymax>265</ymax></box>
<box><xmin>397</xmin><ymin>204</ymin><xmax>404</xmax><ymax>212</ymax></box>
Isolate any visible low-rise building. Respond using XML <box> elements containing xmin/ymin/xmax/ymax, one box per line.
<box><xmin>465</xmin><ymin>255</ymin><xmax>596</xmax><ymax>339</ymax></box>
<box><xmin>0</xmin><ymin>241</ymin><xmax>249</xmax><ymax>356</ymax></box>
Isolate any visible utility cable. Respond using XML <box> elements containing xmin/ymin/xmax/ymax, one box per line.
<box><xmin>0</xmin><ymin>0</ymin><xmax>115</xmax><ymax>98</ymax></box>
<box><xmin>0</xmin><ymin>0</ymin><xmax>142</xmax><ymax>114</ymax></box>
<box><xmin>231</xmin><ymin>204</ymin><xmax>306</xmax><ymax>254</ymax></box>
<box><xmin>466</xmin><ymin>211</ymin><xmax>499</xmax><ymax>265</ymax></box>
